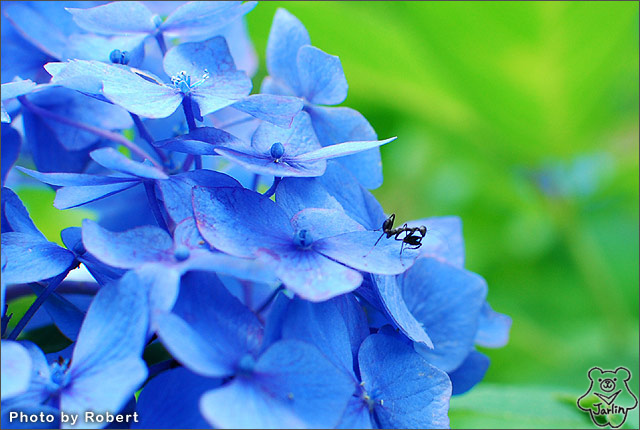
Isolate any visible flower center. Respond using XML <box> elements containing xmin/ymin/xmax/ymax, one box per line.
<box><xmin>109</xmin><ymin>49</ymin><xmax>130</xmax><ymax>65</ymax></box>
<box><xmin>270</xmin><ymin>142</ymin><xmax>285</xmax><ymax>162</ymax></box>
<box><xmin>173</xmin><ymin>245</ymin><xmax>190</xmax><ymax>262</ymax></box>
<box><xmin>49</xmin><ymin>358</ymin><xmax>71</xmax><ymax>389</ymax></box>
<box><xmin>236</xmin><ymin>354</ymin><xmax>256</xmax><ymax>376</ymax></box>
<box><xmin>73</xmin><ymin>241</ymin><xmax>86</xmax><ymax>256</ymax></box>
<box><xmin>359</xmin><ymin>382</ymin><xmax>383</xmax><ymax>412</ymax></box>
<box><xmin>293</xmin><ymin>229</ymin><xmax>313</xmax><ymax>249</ymax></box>
<box><xmin>171</xmin><ymin>70</ymin><xmax>210</xmax><ymax>94</ymax></box>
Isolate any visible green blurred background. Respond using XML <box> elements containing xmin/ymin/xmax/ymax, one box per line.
<box><xmin>247</xmin><ymin>2</ymin><xmax>639</xmax><ymax>427</ymax></box>
<box><xmin>13</xmin><ymin>1</ymin><xmax>638</xmax><ymax>428</ymax></box>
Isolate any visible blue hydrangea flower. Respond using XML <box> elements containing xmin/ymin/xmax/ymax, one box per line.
<box><xmin>46</xmin><ymin>36</ymin><xmax>302</xmax><ymax>127</ymax></box>
<box><xmin>193</xmin><ymin>186</ymin><xmax>420</xmax><ymax>301</ymax></box>
<box><xmin>276</xmin><ymin>296</ymin><xmax>452</xmax><ymax>429</ymax></box>
<box><xmin>263</xmin><ymin>9</ymin><xmax>384</xmax><ymax>189</ymax></box>
<box><xmin>213</xmin><ymin>111</ymin><xmax>395</xmax><ymax>178</ymax></box>
<box><xmin>154</xmin><ymin>271</ymin><xmax>355</xmax><ymax>428</ymax></box>
<box><xmin>1</xmin><ymin>271</ymin><xmax>149</xmax><ymax>429</ymax></box>
<box><xmin>81</xmin><ymin>218</ymin><xmax>279</xmax><ymax>316</ymax></box>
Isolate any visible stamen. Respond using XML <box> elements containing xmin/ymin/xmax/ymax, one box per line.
<box><xmin>171</xmin><ymin>70</ymin><xmax>210</xmax><ymax>94</ymax></box>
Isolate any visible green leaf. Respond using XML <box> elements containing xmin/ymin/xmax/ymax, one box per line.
<box><xmin>449</xmin><ymin>384</ymin><xmax>593</xmax><ymax>429</ymax></box>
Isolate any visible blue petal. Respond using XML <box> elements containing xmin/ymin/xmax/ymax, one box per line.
<box><xmin>0</xmin><ymin>232</ymin><xmax>75</xmax><ymax>285</ymax></box>
<box><xmin>401</xmin><ymin>258</ymin><xmax>487</xmax><ymax>372</ymax></box>
<box><xmin>1</xmin><ymin>340</ymin><xmax>32</xmax><ymax>400</ymax></box>
<box><xmin>252</xmin><ymin>111</ymin><xmax>320</xmax><ymax>157</ymax></box>
<box><xmin>336</xmin><ymin>396</ymin><xmax>373</xmax><ymax>429</ymax></box>
<box><xmin>82</xmin><ymin>220</ymin><xmax>173</xmax><ymax>269</ymax></box>
<box><xmin>160</xmin><ymin>1</ymin><xmax>257</xmax><ymax>40</ymax></box>
<box><xmin>47</xmin><ymin>60</ymin><xmax>176</xmax><ymax>118</ymax></box>
<box><xmin>102</xmin><ymin>70</ymin><xmax>182</xmax><ymax>119</ymax></box>
<box><xmin>282</xmin><ymin>297</ymin><xmax>355</xmax><ymax>376</ymax></box>
<box><xmin>177</xmin><ymin>249</ymin><xmax>280</xmax><ymax>285</ymax></box>
<box><xmin>200</xmin><ymin>340</ymin><xmax>355</xmax><ymax>429</ymax></box>
<box><xmin>260</xmin><ymin>291</ymin><xmax>291</xmax><ymax>351</ymax></box>
<box><xmin>292</xmin><ymin>137</ymin><xmax>395</xmax><ymax>163</ymax></box>
<box><xmin>358</xmin><ymin>334</ymin><xmax>451</xmax><ymax>429</ymax></box>
<box><xmin>163</xmin><ymin>36</ymin><xmax>252</xmax><ymax>116</ymax></box>
<box><xmin>475</xmin><ymin>302</ymin><xmax>512</xmax><ymax>348</ymax></box>
<box><xmin>90</xmin><ymin>148</ymin><xmax>168</xmax><ymax>179</ymax></box>
<box><xmin>277</xmin><ymin>161</ymin><xmax>385</xmax><ymax>229</ymax></box>
<box><xmin>1</xmin><ymin>79</ymin><xmax>38</xmax><ymax>101</ymax></box>
<box><xmin>215</xmin><ymin>147</ymin><xmax>326</xmax><ymax>177</ymax></box>
<box><xmin>232</xmin><ymin>94</ymin><xmax>303</xmax><ymax>128</ymax></box>
<box><xmin>266</xmin><ymin>9</ymin><xmax>310</xmax><ymax>94</ymax></box>
<box><xmin>1</xmin><ymin>188</ymin><xmax>42</xmax><ymax>237</ymax></box>
<box><xmin>262</xmin><ymin>246</ymin><xmax>363</xmax><ymax>302</ymax></box>
<box><xmin>193</xmin><ymin>186</ymin><xmax>292</xmax><ymax>258</ymax></box>
<box><xmin>260</xmin><ymin>75</ymin><xmax>295</xmax><ymax>97</ymax></box>
<box><xmin>0</xmin><ymin>125</ymin><xmax>20</xmax><ymax>186</ymax></box>
<box><xmin>335</xmin><ymin>294</ymin><xmax>370</xmax><ymax>369</ymax></box>
<box><xmin>1</xmin><ymin>20</ymin><xmax>52</xmax><ymax>84</ymax></box>
<box><xmin>30</xmin><ymin>283</ymin><xmax>84</xmax><ymax>342</ymax></box>
<box><xmin>67</xmin><ymin>2</ymin><xmax>157</xmax><ymax>35</ymax></box>
<box><xmin>314</xmin><ymin>230</ymin><xmax>420</xmax><ymax>275</ymax></box>
<box><xmin>37</xmin><ymin>90</ymin><xmax>133</xmax><ymax>152</ymax></box>
<box><xmin>16</xmin><ymin>167</ymin><xmax>136</xmax><ymax>187</ymax></box>
<box><xmin>135</xmin><ymin>264</ymin><xmax>181</xmax><ymax>317</ymax></box>
<box><xmin>448</xmin><ymin>350</ymin><xmax>490</xmax><ymax>395</ymax></box>
<box><xmin>54</xmin><ymin>181</ymin><xmax>140</xmax><ymax>210</ymax></box>
<box><xmin>69</xmin><ymin>270</ymin><xmax>149</xmax><ymax>368</ymax></box>
<box><xmin>157</xmin><ymin>169</ymin><xmax>241</xmax><ymax>224</ymax></box>
<box><xmin>306</xmin><ymin>106</ymin><xmax>383</xmax><ymax>189</ymax></box>
<box><xmin>155</xmin><ymin>271</ymin><xmax>263</xmax><ymax>377</ymax></box>
<box><xmin>4</xmin><ymin>4</ymin><xmax>66</xmax><ymax>59</ymax></box>
<box><xmin>22</xmin><ymin>110</ymin><xmax>93</xmax><ymax>174</ymax></box>
<box><xmin>290</xmin><ymin>208</ymin><xmax>365</xmax><ymax>240</ymax></box>
<box><xmin>216</xmin><ymin>111</ymin><xmax>325</xmax><ymax>177</ymax></box>
<box><xmin>372</xmin><ymin>274</ymin><xmax>434</xmax><ymax>348</ymax></box>
<box><xmin>154</xmin><ymin>127</ymin><xmax>243</xmax><ymax>155</ymax></box>
<box><xmin>407</xmin><ymin>216</ymin><xmax>465</xmax><ymax>268</ymax></box>
<box><xmin>297</xmin><ymin>45</ymin><xmax>347</xmax><ymax>105</ymax></box>
<box><xmin>200</xmin><ymin>378</ymin><xmax>306</xmax><ymax>429</ymax></box>
<box><xmin>64</xmin><ymin>272</ymin><xmax>149</xmax><ymax>428</ymax></box>
<box><xmin>133</xmin><ymin>367</ymin><xmax>220</xmax><ymax>429</ymax></box>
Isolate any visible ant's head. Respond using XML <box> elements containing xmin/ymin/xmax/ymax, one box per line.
<box><xmin>418</xmin><ymin>226</ymin><xmax>427</xmax><ymax>236</ymax></box>
<box><xmin>383</xmin><ymin>213</ymin><xmax>396</xmax><ymax>231</ymax></box>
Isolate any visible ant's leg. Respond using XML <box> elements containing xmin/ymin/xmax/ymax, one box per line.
<box><xmin>394</xmin><ymin>225</ymin><xmax>409</xmax><ymax>241</ymax></box>
<box><xmin>373</xmin><ymin>231</ymin><xmax>385</xmax><ymax>247</ymax></box>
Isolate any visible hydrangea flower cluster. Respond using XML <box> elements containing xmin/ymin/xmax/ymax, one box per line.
<box><xmin>1</xmin><ymin>2</ymin><xmax>511</xmax><ymax>429</ymax></box>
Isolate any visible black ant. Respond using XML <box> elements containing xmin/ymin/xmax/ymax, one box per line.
<box><xmin>370</xmin><ymin>213</ymin><xmax>427</xmax><ymax>255</ymax></box>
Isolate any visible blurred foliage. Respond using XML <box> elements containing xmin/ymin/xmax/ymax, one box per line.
<box><xmin>246</xmin><ymin>0</ymin><xmax>640</xmax><ymax>423</ymax></box>
<box><xmin>10</xmin><ymin>1</ymin><xmax>639</xmax><ymax>428</ymax></box>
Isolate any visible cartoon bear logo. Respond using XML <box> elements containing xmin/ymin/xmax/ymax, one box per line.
<box><xmin>577</xmin><ymin>367</ymin><xmax>638</xmax><ymax>428</ymax></box>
